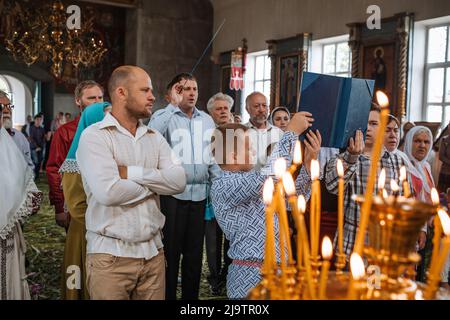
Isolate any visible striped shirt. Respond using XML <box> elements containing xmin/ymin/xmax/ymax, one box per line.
<box><xmin>325</xmin><ymin>149</ymin><xmax>409</xmax><ymax>256</ymax></box>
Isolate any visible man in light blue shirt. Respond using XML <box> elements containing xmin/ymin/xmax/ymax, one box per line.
<box><xmin>149</xmin><ymin>73</ymin><xmax>219</xmax><ymax>300</ymax></box>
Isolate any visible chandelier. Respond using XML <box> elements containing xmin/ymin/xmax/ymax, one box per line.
<box><xmin>4</xmin><ymin>0</ymin><xmax>107</xmax><ymax>78</ymax></box>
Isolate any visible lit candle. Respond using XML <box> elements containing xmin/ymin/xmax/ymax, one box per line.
<box><xmin>289</xmin><ymin>140</ymin><xmax>302</xmax><ymax>175</ymax></box>
<box><xmin>390</xmin><ymin>179</ymin><xmax>400</xmax><ymax>197</ymax></box>
<box><xmin>297</xmin><ymin>195</ymin><xmax>317</xmax><ymax>299</ymax></box>
<box><xmin>347</xmin><ymin>253</ymin><xmax>366</xmax><ymax>300</ymax></box>
<box><xmin>434</xmin><ymin>210</ymin><xmax>450</xmax><ymax>277</ymax></box>
<box><xmin>310</xmin><ymin>160</ymin><xmax>321</xmax><ymax>259</ymax></box>
<box><xmin>283</xmin><ymin>172</ymin><xmax>299</xmax><ymax>267</ymax></box>
<box><xmin>274</xmin><ymin>159</ymin><xmax>293</xmax><ymax>264</ymax></box>
<box><xmin>263</xmin><ymin>178</ymin><xmax>276</xmax><ymax>273</ymax></box>
<box><xmin>378</xmin><ymin>168</ymin><xmax>386</xmax><ymax>196</ymax></box>
<box><xmin>319</xmin><ymin>236</ymin><xmax>333</xmax><ymax>299</ymax></box>
<box><xmin>354</xmin><ymin>91</ymin><xmax>390</xmax><ymax>256</ymax></box>
<box><xmin>400</xmin><ymin>166</ymin><xmax>411</xmax><ymax>198</ymax></box>
<box><xmin>337</xmin><ymin>159</ymin><xmax>345</xmax><ymax>256</ymax></box>
<box><xmin>428</xmin><ymin>189</ymin><xmax>442</xmax><ymax>280</ymax></box>
<box><xmin>425</xmin><ymin>210</ymin><xmax>450</xmax><ymax>299</ymax></box>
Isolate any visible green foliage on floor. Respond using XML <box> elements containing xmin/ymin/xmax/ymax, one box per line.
<box><xmin>22</xmin><ymin>174</ymin><xmax>227</xmax><ymax>300</ymax></box>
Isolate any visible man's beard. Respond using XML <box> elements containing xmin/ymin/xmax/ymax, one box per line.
<box><xmin>252</xmin><ymin>115</ymin><xmax>267</xmax><ymax>125</ymax></box>
<box><xmin>2</xmin><ymin>118</ymin><xmax>12</xmax><ymax>129</ymax></box>
<box><xmin>125</xmin><ymin>97</ymin><xmax>150</xmax><ymax>119</ymax></box>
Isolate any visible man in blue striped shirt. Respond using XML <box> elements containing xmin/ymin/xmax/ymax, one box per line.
<box><xmin>149</xmin><ymin>73</ymin><xmax>219</xmax><ymax>300</ymax></box>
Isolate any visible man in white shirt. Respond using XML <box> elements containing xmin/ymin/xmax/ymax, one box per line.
<box><xmin>76</xmin><ymin>65</ymin><xmax>186</xmax><ymax>300</ymax></box>
<box><xmin>244</xmin><ymin>92</ymin><xmax>284</xmax><ymax>170</ymax></box>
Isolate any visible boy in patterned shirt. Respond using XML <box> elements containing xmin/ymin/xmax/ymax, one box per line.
<box><xmin>210</xmin><ymin>112</ymin><xmax>321</xmax><ymax>299</ymax></box>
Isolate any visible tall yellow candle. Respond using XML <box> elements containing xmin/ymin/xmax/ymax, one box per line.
<box><xmin>263</xmin><ymin>178</ymin><xmax>276</xmax><ymax>273</ymax></box>
<box><xmin>298</xmin><ymin>195</ymin><xmax>317</xmax><ymax>299</ymax></box>
<box><xmin>400</xmin><ymin>166</ymin><xmax>411</xmax><ymax>198</ymax></box>
<box><xmin>428</xmin><ymin>189</ymin><xmax>442</xmax><ymax>278</ymax></box>
<box><xmin>378</xmin><ymin>168</ymin><xmax>386</xmax><ymax>196</ymax></box>
<box><xmin>319</xmin><ymin>236</ymin><xmax>333</xmax><ymax>299</ymax></box>
<box><xmin>283</xmin><ymin>172</ymin><xmax>302</xmax><ymax>268</ymax></box>
<box><xmin>425</xmin><ymin>210</ymin><xmax>450</xmax><ymax>299</ymax></box>
<box><xmin>434</xmin><ymin>210</ymin><xmax>450</xmax><ymax>276</ymax></box>
<box><xmin>274</xmin><ymin>159</ymin><xmax>294</xmax><ymax>265</ymax></box>
<box><xmin>310</xmin><ymin>159</ymin><xmax>320</xmax><ymax>258</ymax></box>
<box><xmin>354</xmin><ymin>91</ymin><xmax>390</xmax><ymax>256</ymax></box>
<box><xmin>337</xmin><ymin>159</ymin><xmax>344</xmax><ymax>255</ymax></box>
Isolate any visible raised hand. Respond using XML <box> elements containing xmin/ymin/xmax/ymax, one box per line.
<box><xmin>286</xmin><ymin>111</ymin><xmax>314</xmax><ymax>135</ymax></box>
<box><xmin>347</xmin><ymin>130</ymin><xmax>364</xmax><ymax>156</ymax></box>
<box><xmin>169</xmin><ymin>83</ymin><xmax>184</xmax><ymax>107</ymax></box>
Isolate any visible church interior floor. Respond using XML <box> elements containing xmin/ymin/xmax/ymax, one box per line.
<box><xmin>23</xmin><ymin>173</ymin><xmax>227</xmax><ymax>300</ymax></box>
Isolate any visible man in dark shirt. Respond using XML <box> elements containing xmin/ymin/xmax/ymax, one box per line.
<box><xmin>29</xmin><ymin>114</ymin><xmax>46</xmax><ymax>179</ymax></box>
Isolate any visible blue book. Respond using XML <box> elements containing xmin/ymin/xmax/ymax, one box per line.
<box><xmin>298</xmin><ymin>72</ymin><xmax>375</xmax><ymax>149</ymax></box>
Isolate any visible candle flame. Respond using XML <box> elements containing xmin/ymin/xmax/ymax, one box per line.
<box><xmin>297</xmin><ymin>195</ymin><xmax>306</xmax><ymax>213</ymax></box>
<box><xmin>400</xmin><ymin>166</ymin><xmax>407</xmax><ymax>182</ymax></box>
<box><xmin>282</xmin><ymin>172</ymin><xmax>296</xmax><ymax>196</ymax></box>
<box><xmin>382</xmin><ymin>189</ymin><xmax>388</xmax><ymax>199</ymax></box>
<box><xmin>378</xmin><ymin>169</ymin><xmax>386</xmax><ymax>191</ymax></box>
<box><xmin>321</xmin><ymin>236</ymin><xmax>333</xmax><ymax>260</ymax></box>
<box><xmin>390</xmin><ymin>179</ymin><xmax>400</xmax><ymax>193</ymax></box>
<box><xmin>376</xmin><ymin>91</ymin><xmax>389</xmax><ymax>109</ymax></box>
<box><xmin>431</xmin><ymin>188</ymin><xmax>439</xmax><ymax>206</ymax></box>
<box><xmin>337</xmin><ymin>159</ymin><xmax>344</xmax><ymax>178</ymax></box>
<box><xmin>263</xmin><ymin>178</ymin><xmax>274</xmax><ymax>205</ymax></box>
<box><xmin>274</xmin><ymin>158</ymin><xmax>287</xmax><ymax>179</ymax></box>
<box><xmin>311</xmin><ymin>159</ymin><xmax>320</xmax><ymax>180</ymax></box>
<box><xmin>350</xmin><ymin>253</ymin><xmax>366</xmax><ymax>280</ymax></box>
<box><xmin>293</xmin><ymin>141</ymin><xmax>302</xmax><ymax>165</ymax></box>
<box><xmin>438</xmin><ymin>209</ymin><xmax>450</xmax><ymax>236</ymax></box>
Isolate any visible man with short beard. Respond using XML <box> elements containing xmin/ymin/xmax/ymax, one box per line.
<box><xmin>244</xmin><ymin>92</ymin><xmax>284</xmax><ymax>170</ymax></box>
<box><xmin>46</xmin><ymin>81</ymin><xmax>104</xmax><ymax>229</ymax></box>
<box><xmin>0</xmin><ymin>90</ymin><xmax>33</xmax><ymax>169</ymax></box>
<box><xmin>77</xmin><ymin>65</ymin><xmax>186</xmax><ymax>300</ymax></box>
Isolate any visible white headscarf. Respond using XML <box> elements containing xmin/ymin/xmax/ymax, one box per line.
<box><xmin>403</xmin><ymin>126</ymin><xmax>435</xmax><ymax>198</ymax></box>
<box><xmin>0</xmin><ymin>127</ymin><xmax>37</xmax><ymax>239</ymax></box>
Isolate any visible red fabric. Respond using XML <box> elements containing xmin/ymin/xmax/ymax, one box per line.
<box><xmin>46</xmin><ymin>115</ymin><xmax>80</xmax><ymax>215</ymax></box>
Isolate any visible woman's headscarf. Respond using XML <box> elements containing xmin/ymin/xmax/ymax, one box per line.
<box><xmin>269</xmin><ymin>106</ymin><xmax>290</xmax><ymax>125</ymax></box>
<box><xmin>0</xmin><ymin>127</ymin><xmax>39</xmax><ymax>239</ymax></box>
<box><xmin>59</xmin><ymin>102</ymin><xmax>111</xmax><ymax>173</ymax></box>
<box><xmin>403</xmin><ymin>125</ymin><xmax>435</xmax><ymax>199</ymax></box>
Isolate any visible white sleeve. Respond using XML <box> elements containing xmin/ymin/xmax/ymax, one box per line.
<box><xmin>77</xmin><ymin>128</ymin><xmax>153</xmax><ymax>206</ymax></box>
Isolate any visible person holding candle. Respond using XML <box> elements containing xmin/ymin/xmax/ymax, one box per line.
<box><xmin>324</xmin><ymin>104</ymin><xmax>409</xmax><ymax>258</ymax></box>
<box><xmin>210</xmin><ymin>112</ymin><xmax>321</xmax><ymax>299</ymax></box>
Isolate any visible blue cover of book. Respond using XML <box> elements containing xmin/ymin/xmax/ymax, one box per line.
<box><xmin>297</xmin><ymin>72</ymin><xmax>375</xmax><ymax>149</ymax></box>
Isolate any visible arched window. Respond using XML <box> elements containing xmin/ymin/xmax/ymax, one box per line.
<box><xmin>0</xmin><ymin>75</ymin><xmax>12</xmax><ymax>99</ymax></box>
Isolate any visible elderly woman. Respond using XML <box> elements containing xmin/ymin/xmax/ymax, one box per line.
<box><xmin>269</xmin><ymin>106</ymin><xmax>290</xmax><ymax>131</ymax></box>
<box><xmin>207</xmin><ymin>92</ymin><xmax>234</xmax><ymax>127</ymax></box>
<box><xmin>403</xmin><ymin>126</ymin><xmax>435</xmax><ymax>203</ymax></box>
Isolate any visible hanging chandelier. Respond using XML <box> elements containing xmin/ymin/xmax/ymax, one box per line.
<box><xmin>4</xmin><ymin>0</ymin><xmax>107</xmax><ymax>78</ymax></box>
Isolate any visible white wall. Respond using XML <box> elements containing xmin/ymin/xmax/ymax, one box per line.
<box><xmin>212</xmin><ymin>0</ymin><xmax>450</xmax><ymax>54</ymax></box>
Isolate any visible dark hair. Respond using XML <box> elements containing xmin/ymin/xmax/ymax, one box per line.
<box><xmin>34</xmin><ymin>114</ymin><xmax>43</xmax><ymax>119</ymax></box>
<box><xmin>370</xmin><ymin>103</ymin><xmax>381</xmax><ymax>113</ymax></box>
<box><xmin>65</xmin><ymin>113</ymin><xmax>71</xmax><ymax>117</ymax></box>
<box><xmin>166</xmin><ymin>73</ymin><xmax>196</xmax><ymax>91</ymax></box>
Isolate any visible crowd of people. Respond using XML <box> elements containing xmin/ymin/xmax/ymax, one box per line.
<box><xmin>0</xmin><ymin>64</ymin><xmax>449</xmax><ymax>300</ymax></box>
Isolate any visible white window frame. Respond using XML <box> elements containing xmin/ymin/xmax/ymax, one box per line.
<box><xmin>321</xmin><ymin>41</ymin><xmax>352</xmax><ymax>77</ymax></box>
<box><xmin>423</xmin><ymin>23</ymin><xmax>450</xmax><ymax>125</ymax></box>
<box><xmin>241</xmin><ymin>50</ymin><xmax>271</xmax><ymax>124</ymax></box>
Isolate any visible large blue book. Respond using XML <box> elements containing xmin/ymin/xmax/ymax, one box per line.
<box><xmin>298</xmin><ymin>72</ymin><xmax>375</xmax><ymax>149</ymax></box>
